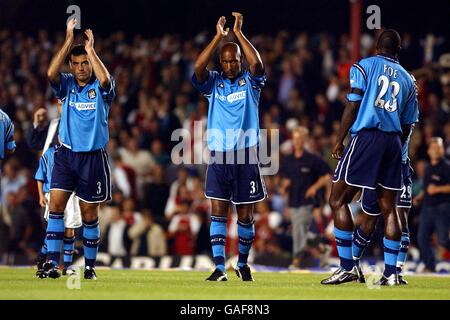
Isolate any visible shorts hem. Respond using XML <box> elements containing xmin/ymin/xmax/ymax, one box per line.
<box><xmin>231</xmin><ymin>194</ymin><xmax>267</xmax><ymax>205</ymax></box>
<box><xmin>77</xmin><ymin>195</ymin><xmax>110</xmax><ymax>203</ymax></box>
<box><xmin>50</xmin><ymin>188</ymin><xmax>75</xmax><ymax>193</ymax></box>
<box><xmin>361</xmin><ymin>205</ymin><xmax>382</xmax><ymax>216</ymax></box>
<box><xmin>205</xmin><ymin>194</ymin><xmax>232</xmax><ymax>202</ymax></box>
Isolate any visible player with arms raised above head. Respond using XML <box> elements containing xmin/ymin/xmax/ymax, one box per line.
<box><xmin>192</xmin><ymin>12</ymin><xmax>266</xmax><ymax>282</ymax></box>
<box><xmin>44</xmin><ymin>18</ymin><xmax>115</xmax><ymax>280</ymax></box>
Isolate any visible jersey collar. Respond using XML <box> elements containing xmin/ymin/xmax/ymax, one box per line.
<box><xmin>220</xmin><ymin>70</ymin><xmax>245</xmax><ymax>83</ymax></box>
<box><xmin>376</xmin><ymin>53</ymin><xmax>399</xmax><ymax>64</ymax></box>
<box><xmin>75</xmin><ymin>75</ymin><xmax>97</xmax><ymax>91</ymax></box>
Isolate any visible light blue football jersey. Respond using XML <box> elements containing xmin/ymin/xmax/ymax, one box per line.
<box><xmin>347</xmin><ymin>54</ymin><xmax>419</xmax><ymax>135</ymax></box>
<box><xmin>192</xmin><ymin>70</ymin><xmax>266</xmax><ymax>151</ymax></box>
<box><xmin>50</xmin><ymin>73</ymin><xmax>115</xmax><ymax>152</ymax></box>
<box><xmin>34</xmin><ymin>146</ymin><xmax>55</xmax><ymax>193</ymax></box>
<box><xmin>0</xmin><ymin>109</ymin><xmax>15</xmax><ymax>159</ymax></box>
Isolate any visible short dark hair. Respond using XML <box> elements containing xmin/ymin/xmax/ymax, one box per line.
<box><xmin>376</xmin><ymin>29</ymin><xmax>402</xmax><ymax>55</ymax></box>
<box><xmin>69</xmin><ymin>44</ymin><xmax>87</xmax><ymax>62</ymax></box>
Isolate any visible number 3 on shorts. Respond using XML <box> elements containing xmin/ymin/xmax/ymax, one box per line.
<box><xmin>97</xmin><ymin>181</ymin><xmax>102</xmax><ymax>195</ymax></box>
<box><xmin>250</xmin><ymin>181</ymin><xmax>256</xmax><ymax>194</ymax></box>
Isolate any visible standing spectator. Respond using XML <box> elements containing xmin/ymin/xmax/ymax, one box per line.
<box><xmin>141</xmin><ymin>164</ymin><xmax>170</xmax><ymax>224</ymax></box>
<box><xmin>1</xmin><ymin>159</ymin><xmax>27</xmax><ymax>206</ymax></box>
<box><xmin>119</xmin><ymin>137</ymin><xmax>155</xmax><ymax>198</ymax></box>
<box><xmin>102</xmin><ymin>206</ymin><xmax>131</xmax><ymax>264</ymax></box>
<box><xmin>280</xmin><ymin>127</ymin><xmax>332</xmax><ymax>268</ymax></box>
<box><xmin>414</xmin><ymin>137</ymin><xmax>450</xmax><ymax>271</ymax></box>
<box><xmin>128</xmin><ymin>209</ymin><xmax>167</xmax><ymax>256</ymax></box>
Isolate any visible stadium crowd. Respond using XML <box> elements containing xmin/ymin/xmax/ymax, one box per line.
<box><xmin>0</xmin><ymin>28</ymin><xmax>449</xmax><ymax>270</ymax></box>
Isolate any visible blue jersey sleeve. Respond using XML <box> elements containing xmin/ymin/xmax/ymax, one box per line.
<box><xmin>50</xmin><ymin>73</ymin><xmax>73</xmax><ymax>100</ymax></box>
<box><xmin>5</xmin><ymin>120</ymin><xmax>15</xmax><ymax>151</ymax></box>
<box><xmin>246</xmin><ymin>70</ymin><xmax>266</xmax><ymax>90</ymax></box>
<box><xmin>99</xmin><ymin>76</ymin><xmax>116</xmax><ymax>104</ymax></box>
<box><xmin>191</xmin><ymin>70</ymin><xmax>217</xmax><ymax>96</ymax></box>
<box><xmin>400</xmin><ymin>84</ymin><xmax>419</xmax><ymax>125</ymax></box>
<box><xmin>347</xmin><ymin>63</ymin><xmax>368</xmax><ymax>102</ymax></box>
<box><xmin>34</xmin><ymin>155</ymin><xmax>47</xmax><ymax>182</ymax></box>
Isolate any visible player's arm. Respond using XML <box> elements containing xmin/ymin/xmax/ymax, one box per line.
<box><xmin>194</xmin><ymin>16</ymin><xmax>229</xmax><ymax>83</ymax></box>
<box><xmin>332</xmin><ymin>100</ymin><xmax>360</xmax><ymax>159</ymax></box>
<box><xmin>47</xmin><ymin>18</ymin><xmax>77</xmax><ymax>85</ymax></box>
<box><xmin>5</xmin><ymin>120</ymin><xmax>15</xmax><ymax>154</ymax></box>
<box><xmin>84</xmin><ymin>29</ymin><xmax>111</xmax><ymax>89</ymax></box>
<box><xmin>401</xmin><ymin>124</ymin><xmax>414</xmax><ymax>146</ymax></box>
<box><xmin>36</xmin><ymin>181</ymin><xmax>47</xmax><ymax>208</ymax></box>
<box><xmin>232</xmin><ymin>12</ymin><xmax>264</xmax><ymax>77</ymax></box>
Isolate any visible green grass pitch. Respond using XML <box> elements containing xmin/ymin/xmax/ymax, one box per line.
<box><xmin>1</xmin><ymin>268</ymin><xmax>449</xmax><ymax>300</ymax></box>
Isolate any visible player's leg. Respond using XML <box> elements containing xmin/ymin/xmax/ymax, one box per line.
<box><xmin>397</xmin><ymin>207</ymin><xmax>410</xmax><ymax>284</ymax></box>
<box><xmin>376</xmin><ymin>187</ymin><xmax>402</xmax><ymax>285</ymax></box>
<box><xmin>230</xmin><ymin>150</ymin><xmax>266</xmax><ymax>281</ymax></box>
<box><xmin>44</xmin><ymin>145</ymin><xmax>77</xmax><ymax>278</ymax></box>
<box><xmin>375</xmin><ymin>133</ymin><xmax>403</xmax><ymax>285</ymax></box>
<box><xmin>44</xmin><ymin>189</ymin><xmax>71</xmax><ymax>278</ymax></box>
<box><xmin>396</xmin><ymin>160</ymin><xmax>413</xmax><ymax>284</ymax></box>
<box><xmin>62</xmin><ymin>193</ymin><xmax>82</xmax><ymax>275</ymax></box>
<box><xmin>206</xmin><ymin>199</ymin><xmax>230</xmax><ymax>281</ymax></box>
<box><xmin>321</xmin><ymin>180</ymin><xmax>360</xmax><ymax>284</ymax></box>
<box><xmin>329</xmin><ymin>180</ymin><xmax>359</xmax><ymax>268</ymax></box>
<box><xmin>204</xmin><ymin>155</ymin><xmax>233</xmax><ymax>281</ymax></box>
<box><xmin>62</xmin><ymin>228</ymin><xmax>75</xmax><ymax>275</ymax></box>
<box><xmin>75</xmin><ymin>148</ymin><xmax>111</xmax><ymax>280</ymax></box>
<box><xmin>352</xmin><ymin>188</ymin><xmax>380</xmax><ymax>278</ymax></box>
<box><xmin>79</xmin><ymin>200</ymin><xmax>100</xmax><ymax>280</ymax></box>
<box><xmin>235</xmin><ymin>203</ymin><xmax>255</xmax><ymax>281</ymax></box>
<box><xmin>36</xmin><ymin>193</ymin><xmax>50</xmax><ymax>278</ymax></box>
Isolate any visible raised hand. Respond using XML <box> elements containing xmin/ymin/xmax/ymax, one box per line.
<box><xmin>84</xmin><ymin>29</ymin><xmax>94</xmax><ymax>52</ymax></box>
<box><xmin>216</xmin><ymin>16</ymin><xmax>229</xmax><ymax>38</ymax></box>
<box><xmin>232</xmin><ymin>12</ymin><xmax>243</xmax><ymax>33</ymax></box>
<box><xmin>66</xmin><ymin>18</ymin><xmax>77</xmax><ymax>39</ymax></box>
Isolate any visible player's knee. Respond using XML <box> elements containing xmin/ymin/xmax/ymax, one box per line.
<box><xmin>64</xmin><ymin>228</ymin><xmax>75</xmax><ymax>238</ymax></box>
<box><xmin>329</xmin><ymin>196</ymin><xmax>344</xmax><ymax>212</ymax></box>
<box><xmin>378</xmin><ymin>198</ymin><xmax>394</xmax><ymax>215</ymax></box>
<box><xmin>49</xmin><ymin>199</ymin><xmax>67</xmax><ymax>212</ymax></box>
<box><xmin>80</xmin><ymin>203</ymin><xmax>99</xmax><ymax>222</ymax></box>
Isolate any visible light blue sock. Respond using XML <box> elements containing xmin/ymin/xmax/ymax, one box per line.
<box><xmin>334</xmin><ymin>227</ymin><xmax>354</xmax><ymax>271</ymax></box>
<box><xmin>237</xmin><ymin>219</ymin><xmax>255</xmax><ymax>268</ymax></box>
<box><xmin>352</xmin><ymin>227</ymin><xmax>371</xmax><ymax>266</ymax></box>
<box><xmin>46</xmin><ymin>212</ymin><xmax>64</xmax><ymax>267</ymax></box>
<box><xmin>210</xmin><ymin>215</ymin><xmax>227</xmax><ymax>272</ymax></box>
<box><xmin>83</xmin><ymin>218</ymin><xmax>100</xmax><ymax>269</ymax></box>
<box><xmin>383</xmin><ymin>237</ymin><xmax>400</xmax><ymax>277</ymax></box>
<box><xmin>397</xmin><ymin>229</ymin><xmax>410</xmax><ymax>273</ymax></box>
<box><xmin>63</xmin><ymin>236</ymin><xmax>75</xmax><ymax>269</ymax></box>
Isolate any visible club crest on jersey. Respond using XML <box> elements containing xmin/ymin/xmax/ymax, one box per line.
<box><xmin>238</xmin><ymin>78</ymin><xmax>246</xmax><ymax>86</ymax></box>
<box><xmin>88</xmin><ymin>89</ymin><xmax>97</xmax><ymax>99</ymax></box>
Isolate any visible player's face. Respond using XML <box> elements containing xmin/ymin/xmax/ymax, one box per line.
<box><xmin>70</xmin><ymin>54</ymin><xmax>92</xmax><ymax>83</ymax></box>
<box><xmin>220</xmin><ymin>49</ymin><xmax>242</xmax><ymax>79</ymax></box>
